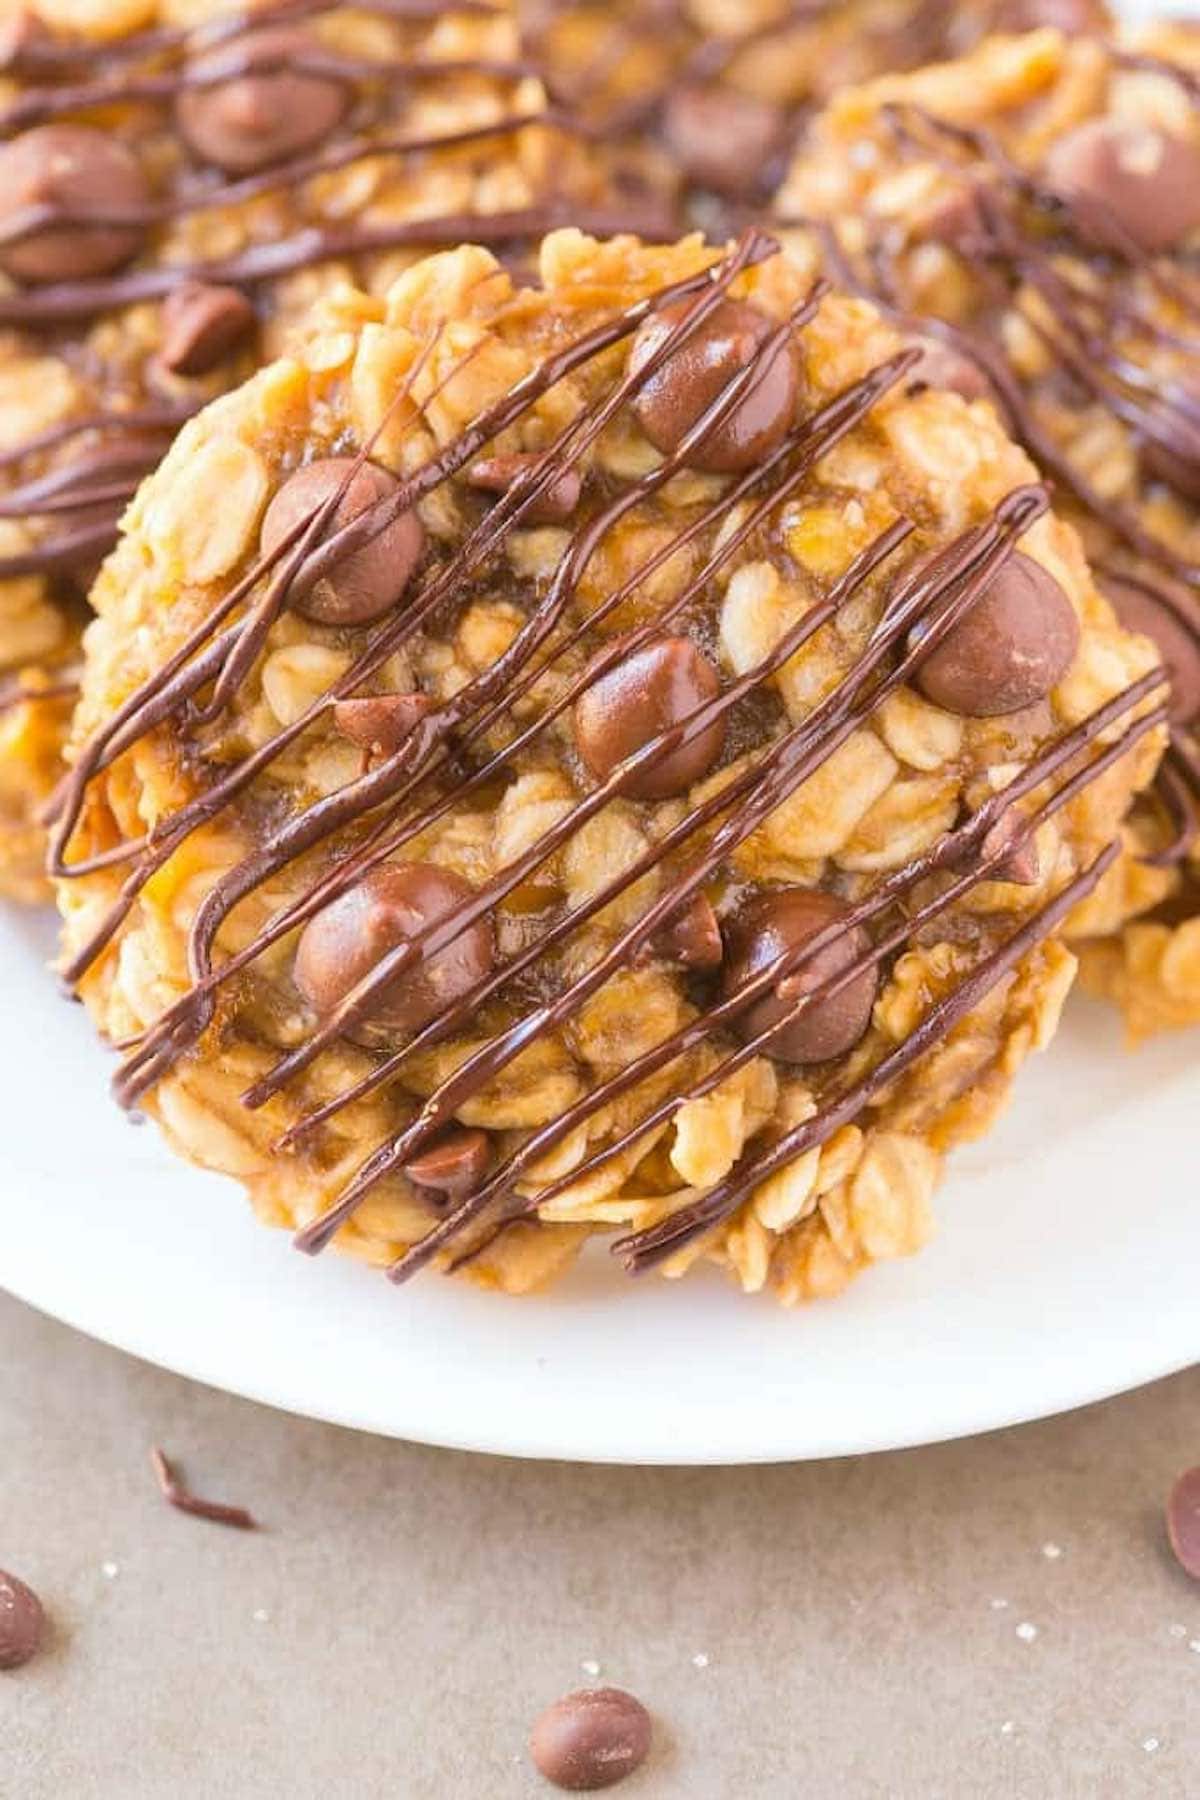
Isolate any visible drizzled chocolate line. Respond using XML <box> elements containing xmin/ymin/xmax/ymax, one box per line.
<box><xmin>58</xmin><ymin>241</ymin><xmax>1156</xmax><ymax>1290</ymax></box>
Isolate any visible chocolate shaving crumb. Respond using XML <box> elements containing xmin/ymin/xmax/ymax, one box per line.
<box><xmin>150</xmin><ymin>1447</ymin><xmax>258</xmax><ymax>1531</ymax></box>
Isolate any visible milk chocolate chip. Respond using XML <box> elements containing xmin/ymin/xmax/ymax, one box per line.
<box><xmin>654</xmin><ymin>891</ymin><xmax>724</xmax><ymax>968</ymax></box>
<box><xmin>160</xmin><ymin>282</ymin><xmax>256</xmax><ymax>376</ymax></box>
<box><xmin>723</xmin><ymin>888</ymin><xmax>877</xmax><ymax>1065</ymax></box>
<box><xmin>1167</xmin><ymin>1467</ymin><xmax>1200</xmax><ymax>1581</ymax></box>
<box><xmin>1101</xmin><ymin>575</ymin><xmax>1200</xmax><ymax>726</ymax></box>
<box><xmin>628</xmin><ymin>297</ymin><xmax>798</xmax><ymax>473</ymax></box>
<box><xmin>177</xmin><ymin>27</ymin><xmax>349</xmax><ymax>174</ymax></box>
<box><xmin>0</xmin><ymin>124</ymin><xmax>149</xmax><ymax>283</ymax></box>
<box><xmin>529</xmin><ymin>1687</ymin><xmax>652</xmax><ymax>1791</ymax></box>
<box><xmin>662</xmin><ymin>84</ymin><xmax>785</xmax><ymax>200</ymax></box>
<box><xmin>403</xmin><ymin>1127</ymin><xmax>491</xmax><ymax>1201</ymax></box>
<box><xmin>260</xmin><ymin>458</ymin><xmax>424</xmax><ymax>627</ymax></box>
<box><xmin>911</xmin><ymin>551</ymin><xmax>1079</xmax><ymax>717</ymax></box>
<box><xmin>574</xmin><ymin>635</ymin><xmax>725</xmax><ymax>800</ymax></box>
<box><xmin>333</xmin><ymin>693</ymin><xmax>433</xmax><ymax>757</ymax></box>
<box><xmin>467</xmin><ymin>452</ymin><xmax>582</xmax><ymax>524</ymax></box>
<box><xmin>1044</xmin><ymin>119</ymin><xmax>1200</xmax><ymax>256</ymax></box>
<box><xmin>0</xmin><ymin>1568</ymin><xmax>45</xmax><ymax>1671</ymax></box>
<box><xmin>294</xmin><ymin>863</ymin><xmax>493</xmax><ymax>1042</ymax></box>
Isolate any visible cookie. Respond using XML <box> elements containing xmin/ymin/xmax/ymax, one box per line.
<box><xmin>0</xmin><ymin>0</ymin><xmax>625</xmax><ymax>898</ymax></box>
<box><xmin>778</xmin><ymin>24</ymin><xmax>1200</xmax><ymax>1038</ymax></box>
<box><xmin>55</xmin><ymin>230</ymin><xmax>1163</xmax><ymax>1302</ymax></box>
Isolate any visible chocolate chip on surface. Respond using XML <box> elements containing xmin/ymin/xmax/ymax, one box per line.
<box><xmin>294</xmin><ymin>862</ymin><xmax>493</xmax><ymax>1042</ymax></box>
<box><xmin>403</xmin><ymin>1127</ymin><xmax>491</xmax><ymax>1201</ymax></box>
<box><xmin>574</xmin><ymin>634</ymin><xmax>725</xmax><ymax>800</ymax></box>
<box><xmin>628</xmin><ymin>297</ymin><xmax>798</xmax><ymax>473</ymax></box>
<box><xmin>159</xmin><ymin>282</ymin><xmax>256</xmax><ymax>376</ymax></box>
<box><xmin>467</xmin><ymin>452</ymin><xmax>582</xmax><ymax>524</ymax></box>
<box><xmin>0</xmin><ymin>123</ymin><xmax>149</xmax><ymax>283</ymax></box>
<box><xmin>529</xmin><ymin>1687</ymin><xmax>652</xmax><ymax>1792</ymax></box>
<box><xmin>260</xmin><ymin>457</ymin><xmax>425</xmax><ymax>627</ymax></box>
<box><xmin>176</xmin><ymin>27</ymin><xmax>349</xmax><ymax>174</ymax></box>
<box><xmin>333</xmin><ymin>693</ymin><xmax>434</xmax><ymax>757</ymax></box>
<box><xmin>912</xmin><ymin>551</ymin><xmax>1080</xmax><ymax>717</ymax></box>
<box><xmin>1100</xmin><ymin>575</ymin><xmax>1200</xmax><ymax>726</ymax></box>
<box><xmin>662</xmin><ymin>83</ymin><xmax>785</xmax><ymax>200</ymax></box>
<box><xmin>0</xmin><ymin>1568</ymin><xmax>45</xmax><ymax>1671</ymax></box>
<box><xmin>1043</xmin><ymin>119</ymin><xmax>1200</xmax><ymax>256</ymax></box>
<box><xmin>723</xmin><ymin>887</ymin><xmax>878</xmax><ymax>1065</ymax></box>
<box><xmin>1167</xmin><ymin>1467</ymin><xmax>1200</xmax><ymax>1581</ymax></box>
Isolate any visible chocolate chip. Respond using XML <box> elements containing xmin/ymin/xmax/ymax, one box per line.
<box><xmin>176</xmin><ymin>27</ymin><xmax>349</xmax><ymax>174</ymax></box>
<box><xmin>260</xmin><ymin>457</ymin><xmax>425</xmax><ymax>627</ymax></box>
<box><xmin>654</xmin><ymin>891</ymin><xmax>724</xmax><ymax>968</ymax></box>
<box><xmin>661</xmin><ymin>83</ymin><xmax>785</xmax><ymax>200</ymax></box>
<box><xmin>0</xmin><ymin>1568</ymin><xmax>45</xmax><ymax>1671</ymax></box>
<box><xmin>0</xmin><ymin>123</ymin><xmax>149</xmax><ymax>284</ymax></box>
<box><xmin>529</xmin><ymin>1687</ymin><xmax>652</xmax><ymax>1792</ymax></box>
<box><xmin>1167</xmin><ymin>1467</ymin><xmax>1200</xmax><ymax>1581</ymax></box>
<box><xmin>159</xmin><ymin>282</ymin><xmax>256</xmax><ymax>377</ymax></box>
<box><xmin>722</xmin><ymin>887</ymin><xmax>878</xmax><ymax>1065</ymax></box>
<box><xmin>293</xmin><ymin>862</ymin><xmax>493</xmax><ymax>1043</ymax></box>
<box><xmin>1138</xmin><ymin>387</ymin><xmax>1200</xmax><ymax>505</ymax></box>
<box><xmin>574</xmin><ymin>634</ymin><xmax>725</xmax><ymax>800</ymax></box>
<box><xmin>333</xmin><ymin>693</ymin><xmax>433</xmax><ymax>756</ymax></box>
<box><xmin>1043</xmin><ymin>119</ymin><xmax>1200</xmax><ymax>256</ymax></box>
<box><xmin>905</xmin><ymin>335</ymin><xmax>995</xmax><ymax>404</ymax></box>
<box><xmin>1101</xmin><ymin>574</ymin><xmax>1200</xmax><ymax>727</ymax></box>
<box><xmin>911</xmin><ymin>551</ymin><xmax>1080</xmax><ymax>717</ymax></box>
<box><xmin>628</xmin><ymin>297</ymin><xmax>798</xmax><ymax>473</ymax></box>
<box><xmin>467</xmin><ymin>452</ymin><xmax>582</xmax><ymax>524</ymax></box>
<box><xmin>403</xmin><ymin>1127</ymin><xmax>491</xmax><ymax>1201</ymax></box>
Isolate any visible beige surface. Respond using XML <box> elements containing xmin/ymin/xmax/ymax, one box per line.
<box><xmin>1</xmin><ymin>1290</ymin><xmax>1198</xmax><ymax>1798</ymax></box>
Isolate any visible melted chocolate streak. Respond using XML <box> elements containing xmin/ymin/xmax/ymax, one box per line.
<box><xmin>0</xmin><ymin>0</ymin><xmax>675</xmax><ymax>580</ymax></box>
<box><xmin>55</xmin><ymin>227</ymin><xmax>1165</xmax><ymax>1281</ymax></box>
<box><xmin>775</xmin><ymin>81</ymin><xmax>1200</xmax><ymax>840</ymax></box>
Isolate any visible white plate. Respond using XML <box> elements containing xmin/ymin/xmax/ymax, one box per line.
<box><xmin>3</xmin><ymin>0</ymin><xmax>1197</xmax><ymax>1460</ymax></box>
<box><xmin>1</xmin><ymin>901</ymin><xmax>1196</xmax><ymax>1462</ymax></box>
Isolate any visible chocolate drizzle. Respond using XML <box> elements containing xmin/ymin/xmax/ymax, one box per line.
<box><xmin>56</xmin><ymin>230</ymin><xmax>1165</xmax><ymax>1288</ymax></box>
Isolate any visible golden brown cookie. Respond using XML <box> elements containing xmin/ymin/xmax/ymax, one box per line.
<box><xmin>55</xmin><ymin>230</ymin><xmax>1163</xmax><ymax>1302</ymax></box>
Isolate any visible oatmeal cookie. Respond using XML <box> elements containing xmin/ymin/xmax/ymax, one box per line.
<box><xmin>0</xmin><ymin>0</ymin><xmax>623</xmax><ymax>898</ymax></box>
<box><xmin>778</xmin><ymin>24</ymin><xmax>1200</xmax><ymax>1038</ymax></box>
<box><xmin>522</xmin><ymin>0</ymin><xmax>1111</xmax><ymax>233</ymax></box>
<box><xmin>55</xmin><ymin>230</ymin><xmax>1163</xmax><ymax>1302</ymax></box>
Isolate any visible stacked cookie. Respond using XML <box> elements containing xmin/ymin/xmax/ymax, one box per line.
<box><xmin>0</xmin><ymin>0</ymin><xmax>1193</xmax><ymax>1304</ymax></box>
